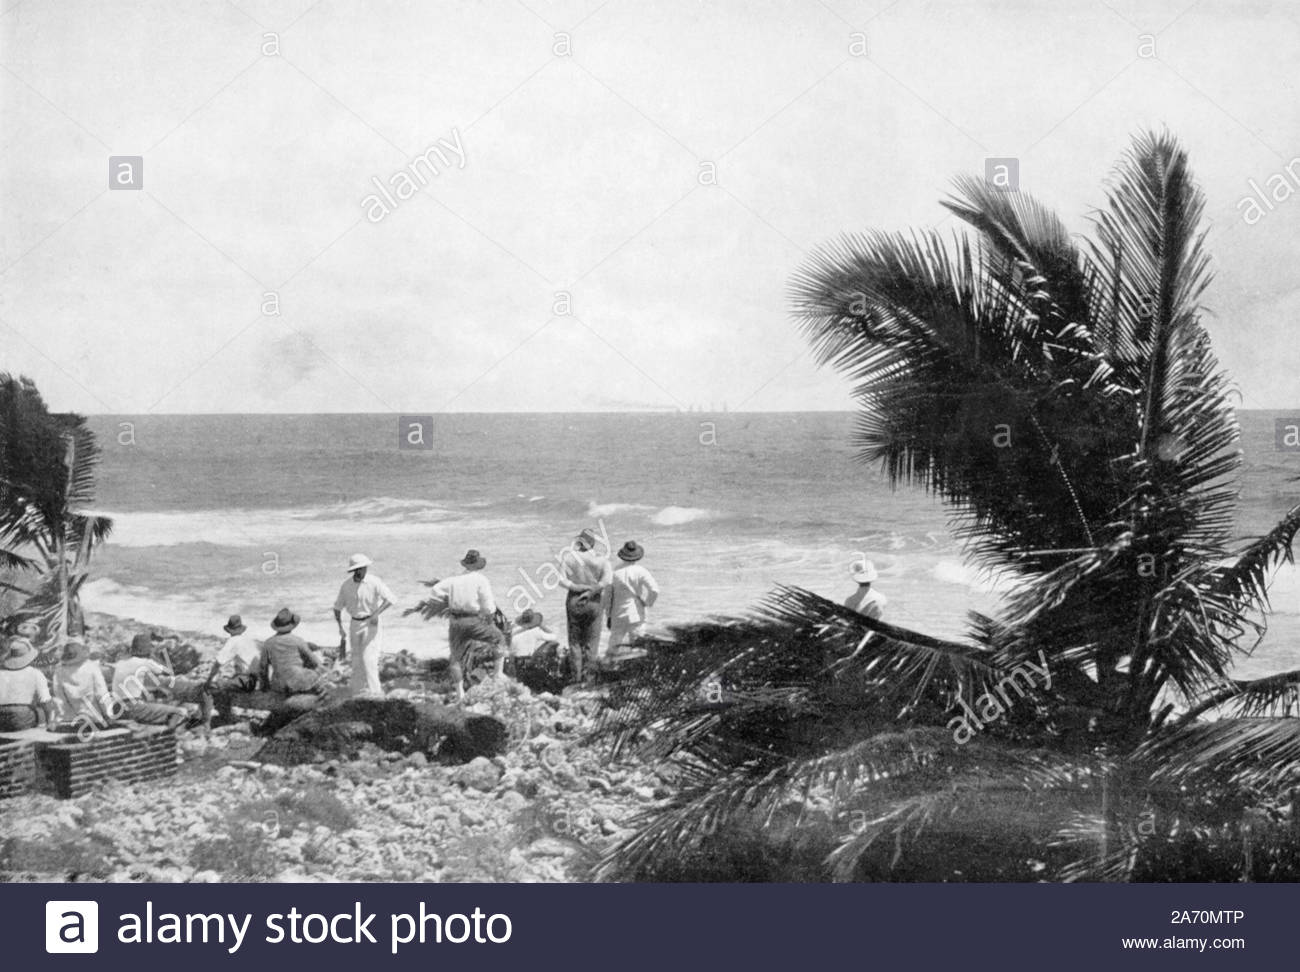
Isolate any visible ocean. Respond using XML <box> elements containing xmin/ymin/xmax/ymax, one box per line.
<box><xmin>81</xmin><ymin>411</ymin><xmax>1300</xmax><ymax>678</ymax></box>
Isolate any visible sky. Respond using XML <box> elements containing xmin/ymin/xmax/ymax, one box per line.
<box><xmin>2</xmin><ymin>0</ymin><xmax>1299</xmax><ymax>414</ymax></box>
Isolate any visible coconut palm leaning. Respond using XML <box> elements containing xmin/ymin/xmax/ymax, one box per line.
<box><xmin>594</xmin><ymin>130</ymin><xmax>1300</xmax><ymax>882</ymax></box>
<box><xmin>0</xmin><ymin>374</ymin><xmax>113</xmax><ymax>643</ymax></box>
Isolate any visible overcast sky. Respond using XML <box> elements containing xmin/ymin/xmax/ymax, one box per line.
<box><xmin>2</xmin><ymin>0</ymin><xmax>1298</xmax><ymax>413</ymax></box>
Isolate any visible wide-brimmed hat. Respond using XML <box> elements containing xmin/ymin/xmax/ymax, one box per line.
<box><xmin>345</xmin><ymin>553</ymin><xmax>373</xmax><ymax>573</ymax></box>
<box><xmin>850</xmin><ymin>559</ymin><xmax>878</xmax><ymax>584</ymax></box>
<box><xmin>61</xmin><ymin>640</ymin><xmax>91</xmax><ymax>665</ymax></box>
<box><xmin>574</xmin><ymin>528</ymin><xmax>599</xmax><ymax>548</ymax></box>
<box><xmin>1</xmin><ymin>638</ymin><xmax>37</xmax><ymax>671</ymax></box>
<box><xmin>129</xmin><ymin>633</ymin><xmax>155</xmax><ymax>657</ymax></box>
<box><xmin>515</xmin><ymin>609</ymin><xmax>544</xmax><ymax>630</ymax></box>
<box><xmin>617</xmin><ymin>540</ymin><xmax>644</xmax><ymax>562</ymax></box>
<box><xmin>271</xmin><ymin>608</ymin><xmax>300</xmax><ymax>632</ymax></box>
<box><xmin>222</xmin><ymin>614</ymin><xmax>246</xmax><ymax>635</ymax></box>
<box><xmin>461</xmin><ymin>549</ymin><xmax>486</xmax><ymax>570</ymax></box>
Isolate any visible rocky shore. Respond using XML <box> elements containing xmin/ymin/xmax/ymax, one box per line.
<box><xmin>0</xmin><ymin>614</ymin><xmax>671</xmax><ymax>883</ymax></box>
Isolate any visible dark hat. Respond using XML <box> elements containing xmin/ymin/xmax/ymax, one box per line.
<box><xmin>461</xmin><ymin>549</ymin><xmax>486</xmax><ymax>570</ymax></box>
<box><xmin>271</xmin><ymin>608</ymin><xmax>300</xmax><ymax>632</ymax></box>
<box><xmin>61</xmin><ymin>640</ymin><xmax>91</xmax><ymax>665</ymax></box>
<box><xmin>617</xmin><ymin>540</ymin><xmax>645</xmax><ymax>562</ymax></box>
<box><xmin>515</xmin><ymin>609</ymin><xmax>543</xmax><ymax>629</ymax></box>
<box><xmin>130</xmin><ymin>633</ymin><xmax>155</xmax><ymax>657</ymax></box>
<box><xmin>222</xmin><ymin>614</ymin><xmax>246</xmax><ymax>635</ymax></box>
<box><xmin>1</xmin><ymin>638</ymin><xmax>37</xmax><ymax>671</ymax></box>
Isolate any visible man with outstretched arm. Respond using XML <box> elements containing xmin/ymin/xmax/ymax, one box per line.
<box><xmin>430</xmin><ymin>549</ymin><xmax>503</xmax><ymax>702</ymax></box>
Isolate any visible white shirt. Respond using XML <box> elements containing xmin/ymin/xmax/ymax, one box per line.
<box><xmin>54</xmin><ymin>661</ymin><xmax>109</xmax><ymax>722</ymax></box>
<box><xmin>215</xmin><ymin>633</ymin><xmax>262</xmax><ymax>675</ymax></box>
<box><xmin>334</xmin><ymin>573</ymin><xmax>396</xmax><ymax>619</ymax></box>
<box><xmin>607</xmin><ymin>563</ymin><xmax>659</xmax><ymax>624</ymax></box>
<box><xmin>431</xmin><ymin>571</ymin><xmax>497</xmax><ymax>616</ymax></box>
<box><xmin>845</xmin><ymin>587</ymin><xmax>887</xmax><ymax>619</ymax></box>
<box><xmin>559</xmin><ymin>548</ymin><xmax>612</xmax><ymax>591</ymax></box>
<box><xmin>111</xmin><ymin>657</ymin><xmax>169</xmax><ymax>701</ymax></box>
<box><xmin>0</xmin><ymin>666</ymin><xmax>51</xmax><ymax>706</ymax></box>
<box><xmin>511</xmin><ymin>626</ymin><xmax>557</xmax><ymax>657</ymax></box>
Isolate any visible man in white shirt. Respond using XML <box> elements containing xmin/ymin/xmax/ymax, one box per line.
<box><xmin>209</xmin><ymin>614</ymin><xmax>263</xmax><ymax>726</ymax></box>
<box><xmin>845</xmin><ymin>560</ymin><xmax>887</xmax><ymax>619</ymax></box>
<box><xmin>605</xmin><ymin>541</ymin><xmax>660</xmax><ymax>658</ymax></box>
<box><xmin>215</xmin><ymin>614</ymin><xmax>262</xmax><ymax>677</ymax></box>
<box><xmin>52</xmin><ymin>640</ymin><xmax>109</xmax><ymax>729</ymax></box>
<box><xmin>510</xmin><ymin>610</ymin><xmax>558</xmax><ymax>658</ymax></box>
<box><xmin>109</xmin><ymin>634</ymin><xmax>191</xmax><ymax>728</ymax></box>
<box><xmin>0</xmin><ymin>637</ymin><xmax>55</xmax><ymax>730</ymax></box>
<box><xmin>559</xmin><ymin>527</ymin><xmax>612</xmax><ymax>681</ymax></box>
<box><xmin>333</xmin><ymin>553</ymin><xmax>396</xmax><ymax>699</ymax></box>
<box><xmin>429</xmin><ymin>549</ymin><xmax>503</xmax><ymax>701</ymax></box>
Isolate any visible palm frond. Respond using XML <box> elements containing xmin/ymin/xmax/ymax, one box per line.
<box><xmin>827</xmin><ymin>745</ymin><xmax>1089</xmax><ymax>880</ymax></box>
<box><xmin>1214</xmin><ymin>503</ymin><xmax>1300</xmax><ymax>616</ymax></box>
<box><xmin>1180</xmin><ymin>668</ymin><xmax>1300</xmax><ymax>722</ymax></box>
<box><xmin>596</xmin><ymin>585</ymin><xmax>1002</xmax><ymax>765</ymax></box>
<box><xmin>1137</xmin><ymin>718</ymin><xmax>1300</xmax><ymax>792</ymax></box>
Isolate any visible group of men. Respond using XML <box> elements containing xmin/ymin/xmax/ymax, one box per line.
<box><xmin>0</xmin><ymin>613</ymin><xmax>322</xmax><ymax>734</ymax></box>
<box><xmin>0</xmin><ymin>547</ymin><xmax>888</xmax><ymax>737</ymax></box>
<box><xmin>0</xmin><ymin>527</ymin><xmax>663</xmax><ymax>733</ymax></box>
<box><xmin>417</xmin><ymin>529</ymin><xmax>661</xmax><ymax>700</ymax></box>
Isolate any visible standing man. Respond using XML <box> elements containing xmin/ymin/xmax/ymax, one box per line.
<box><xmin>605</xmin><ymin>541</ymin><xmax>660</xmax><ymax>660</ymax></box>
<box><xmin>429</xmin><ymin>549</ymin><xmax>503</xmax><ymax>702</ymax></box>
<box><xmin>845</xmin><ymin>559</ymin><xmax>887</xmax><ymax>619</ymax></box>
<box><xmin>333</xmin><ymin>553</ymin><xmax>396</xmax><ymax>699</ymax></box>
<box><xmin>559</xmin><ymin>527</ymin><xmax>612</xmax><ymax>682</ymax></box>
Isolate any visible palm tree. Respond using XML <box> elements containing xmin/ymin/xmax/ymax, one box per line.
<box><xmin>594</xmin><ymin>131</ymin><xmax>1300</xmax><ymax>882</ymax></box>
<box><xmin>0</xmin><ymin>374</ymin><xmax>113</xmax><ymax>643</ymax></box>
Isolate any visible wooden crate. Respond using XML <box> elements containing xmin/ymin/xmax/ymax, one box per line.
<box><xmin>0</xmin><ymin>738</ymin><xmax>36</xmax><ymax>799</ymax></box>
<box><xmin>37</xmin><ymin>726</ymin><xmax>179</xmax><ymax>799</ymax></box>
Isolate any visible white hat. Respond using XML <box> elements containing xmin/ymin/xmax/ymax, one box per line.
<box><xmin>850</xmin><ymin>559</ymin><xmax>878</xmax><ymax>584</ymax></box>
<box><xmin>345</xmin><ymin>553</ymin><xmax>373</xmax><ymax>573</ymax></box>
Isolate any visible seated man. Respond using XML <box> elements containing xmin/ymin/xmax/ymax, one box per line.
<box><xmin>255</xmin><ymin>608</ymin><xmax>330</xmax><ymax>734</ymax></box>
<box><xmin>511</xmin><ymin>610</ymin><xmax>559</xmax><ymax>658</ymax></box>
<box><xmin>6</xmin><ymin>619</ymin><xmax>44</xmax><ymax>662</ymax></box>
<box><xmin>0</xmin><ymin>637</ymin><xmax>56</xmax><ymax>730</ymax></box>
<box><xmin>52</xmin><ymin>639</ymin><xmax>110</xmax><ymax>730</ymax></box>
<box><xmin>508</xmin><ymin>609</ymin><xmax>568</xmax><ymax>691</ymax></box>
<box><xmin>206</xmin><ymin>614</ymin><xmax>263</xmax><ymax>727</ymax></box>
<box><xmin>109</xmin><ymin>634</ymin><xmax>195</xmax><ymax>729</ymax></box>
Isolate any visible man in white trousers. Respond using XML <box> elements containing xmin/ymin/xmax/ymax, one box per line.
<box><xmin>605</xmin><ymin>541</ymin><xmax>660</xmax><ymax>659</ymax></box>
<box><xmin>333</xmin><ymin>553</ymin><xmax>396</xmax><ymax>698</ymax></box>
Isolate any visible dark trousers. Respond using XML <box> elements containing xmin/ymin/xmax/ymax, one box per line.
<box><xmin>565</xmin><ymin>590</ymin><xmax>603</xmax><ymax>681</ymax></box>
<box><xmin>448</xmin><ymin>615</ymin><xmax>503</xmax><ymax>668</ymax></box>
<box><xmin>210</xmin><ymin>673</ymin><xmax>259</xmax><ymax>723</ymax></box>
<box><xmin>0</xmin><ymin>704</ymin><xmax>37</xmax><ymax>731</ymax></box>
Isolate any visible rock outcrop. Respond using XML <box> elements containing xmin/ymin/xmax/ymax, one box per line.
<box><xmin>255</xmin><ymin>697</ymin><xmax>509</xmax><ymax>765</ymax></box>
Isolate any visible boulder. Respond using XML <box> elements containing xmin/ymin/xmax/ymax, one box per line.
<box><xmin>453</xmin><ymin>756</ymin><xmax>501</xmax><ymax>792</ymax></box>
<box><xmin>256</xmin><ymin>698</ymin><xmax>508</xmax><ymax>766</ymax></box>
